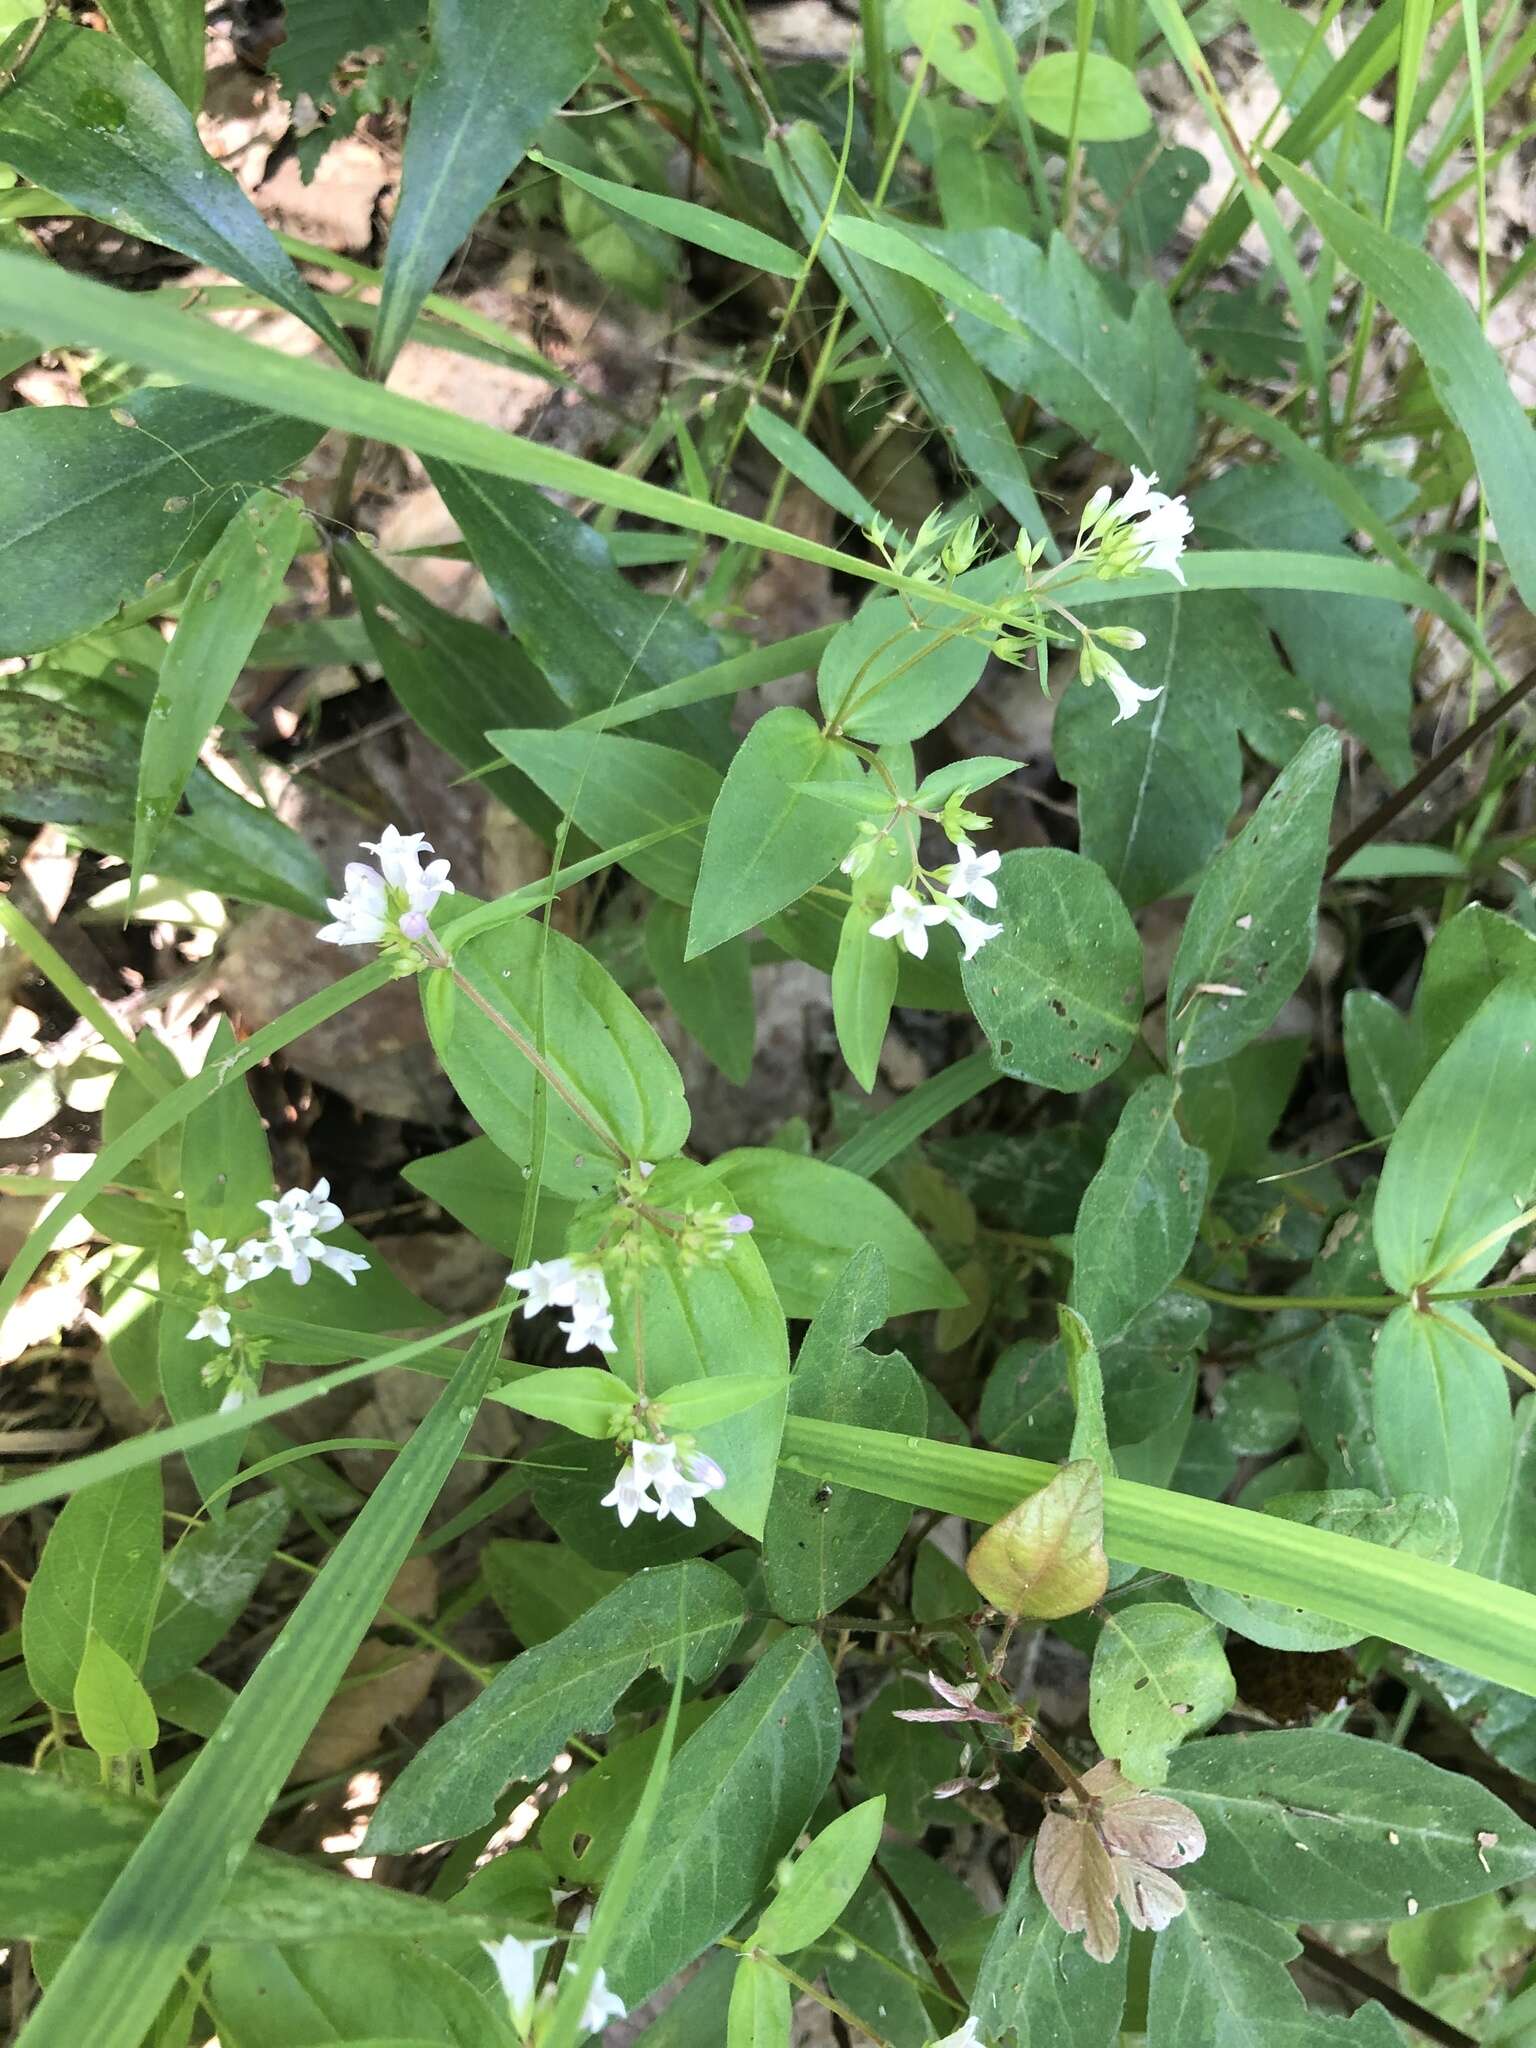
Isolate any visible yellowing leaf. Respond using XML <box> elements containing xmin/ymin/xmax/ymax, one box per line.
<box><xmin>966</xmin><ymin>1459</ymin><xmax>1108</xmax><ymax>1618</ymax></box>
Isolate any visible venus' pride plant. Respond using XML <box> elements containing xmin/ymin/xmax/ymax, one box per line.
<box><xmin>3</xmin><ymin>2</ymin><xmax>1536</xmax><ymax>2045</ymax></box>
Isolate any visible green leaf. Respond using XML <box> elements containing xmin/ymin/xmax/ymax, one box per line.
<box><xmin>816</xmin><ymin>590</ymin><xmax>990</xmax><ymax>744</ymax></box>
<box><xmin>1342</xmin><ymin>989</ymin><xmax>1420</xmax><ymax>1140</ymax></box>
<box><xmin>1374</xmin><ymin>984</ymin><xmax>1536</xmax><ymax>1289</ymax></box>
<box><xmin>401</xmin><ymin>1137</ymin><xmax>573</xmax><ymax>1262</ymax></box>
<box><xmin>1301</xmin><ymin>1314</ymin><xmax>1393</xmax><ymax>1494</ymax></box>
<box><xmin>366</xmin><ymin>1561</ymin><xmax>743</xmax><ymax>1853</ymax></box>
<box><xmin>761</xmin><ymin>1249</ymin><xmax>926</xmax><ymax>1622</ymax></box>
<box><xmin>902</xmin><ymin>0</ymin><xmax>1018</xmax><ymax>101</ymax></box>
<box><xmin>424</xmin><ymin>919</ymin><xmax>689</xmax><ymax>1199</ymax></box>
<box><xmin>1169</xmin><ymin>725</ymin><xmax>1341</xmax><ymax>1070</ymax></box>
<box><xmin>530</xmin><ymin>149</ymin><xmax>802</xmax><ymax>278</ymax></box>
<box><xmin>1070</xmin><ymin>1079</ymin><xmax>1209</xmax><ymax>1347</ymax></box>
<box><xmin>342</xmin><ymin>540</ymin><xmax>566</xmax><ymax>835</ymax></box>
<box><xmin>1269</xmin><ymin>154</ymin><xmax>1536</xmax><ymax>616</ymax></box>
<box><xmin>646</xmin><ymin>900</ymin><xmax>755</xmax><ymax>1085</ymax></box>
<box><xmin>1164</xmin><ymin>1730</ymin><xmax>1536</xmax><ymax>1918</ymax></box>
<box><xmin>850</xmin><ymin>1678</ymin><xmax>957</xmax><ymax>1835</ymax></box>
<box><xmin>428</xmin><ymin>463</ymin><xmax>726</xmax><ymax>760</ymax></box>
<box><xmin>0</xmin><ymin>18</ymin><xmax>352</xmax><ymax>359</ymax></box>
<box><xmin>707</xmin><ymin>1147</ymin><xmax>964</xmax><ymax>1316</ymax></box>
<box><xmin>924</xmin><ymin>228</ymin><xmax>1196</xmax><ymax>481</ymax></box>
<box><xmin>144</xmin><ymin>1491</ymin><xmax>288</xmax><ymax>1686</ymax></box>
<box><xmin>132</xmin><ymin>488</ymin><xmax>307</xmax><ymax>904</ymax></box>
<box><xmin>495</xmin><ymin>1366</ymin><xmax>633</xmax><ymax>1438</ymax></box>
<box><xmin>482</xmin><ymin>1539</ymin><xmax>623</xmax><ymax>1649</ymax></box>
<box><xmin>14</xmin><ymin>1323</ymin><xmax>506</xmax><ymax>2048</ymax></box>
<box><xmin>1089</xmin><ymin>1604</ymin><xmax>1234</xmax><ymax>1786</ymax></box>
<box><xmin>1147</xmin><ymin>1892</ymin><xmax>1311</xmax><ymax>2043</ymax></box>
<box><xmin>370</xmin><ymin>0</ymin><xmax>603</xmax><ymax>372</ymax></box>
<box><xmin>832</xmin><ymin>897</ymin><xmax>899</xmax><ymax>1094</ymax></box>
<box><xmin>1021</xmin><ymin>50</ymin><xmax>1151</xmax><ymax>139</ymax></box>
<box><xmin>608</xmin><ymin>1631</ymin><xmax>840</xmax><ymax>2005</ymax></box>
<box><xmin>488</xmin><ymin>727</ymin><xmax>718</xmax><ymax>904</ymax></box>
<box><xmin>0</xmin><ymin>1764</ymin><xmax>512</xmax><ymax>1945</ymax></box>
<box><xmin>962</xmin><ymin>847</ymin><xmax>1143</xmax><ymax>1093</ymax></box>
<box><xmin>73</xmin><ymin>1631</ymin><xmax>159</xmax><ymax>1758</ymax></box>
<box><xmin>209</xmin><ymin>1943</ymin><xmax>513</xmax><ymax>2048</ymax></box>
<box><xmin>1056</xmin><ymin>591</ymin><xmax>1314</xmax><ymax>908</ymax></box>
<box><xmin>752</xmin><ymin>1797</ymin><xmax>886</xmax><ymax>1955</ymax></box>
<box><xmin>22</xmin><ymin>1466</ymin><xmax>162</xmax><ymax>1711</ymax></box>
<box><xmin>743</xmin><ymin>403</ymin><xmax>880</xmax><ymax>528</ymax></box>
<box><xmin>1373</xmin><ymin>1306</ymin><xmax>1513</xmax><ymax>1571</ymax></box>
<box><xmin>0</xmin><ymin>388</ymin><xmax>318</xmax><ymax>658</ymax></box>
<box><xmin>972</xmin><ymin>1854</ymin><xmax>1129</xmax><ymax>2045</ymax></box>
<box><xmin>688</xmin><ymin>707</ymin><xmax>861</xmax><ymax>957</ymax></box>
<box><xmin>98</xmin><ymin>0</ymin><xmax>204</xmax><ymax>108</ymax></box>
<box><xmin>1192</xmin><ymin>462</ymin><xmax>1415</xmax><ymax>780</ymax></box>
<box><xmin>983</xmin><ymin>1292</ymin><xmax>1206</xmax><ymax>1460</ymax></box>
<box><xmin>726</xmin><ymin>1957</ymin><xmax>792</xmax><ymax>2047</ymax></box>
<box><xmin>178</xmin><ymin>1017</ymin><xmax>274</xmax><ymax>1246</ymax></box>
<box><xmin>768</xmin><ymin>121</ymin><xmax>1051</xmax><ymax>542</ymax></box>
<box><xmin>1415</xmin><ymin>903</ymin><xmax>1536</xmax><ymax>1066</ymax></box>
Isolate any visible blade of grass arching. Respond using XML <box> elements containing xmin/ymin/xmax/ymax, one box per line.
<box><xmin>0</xmin><ymin>1308</ymin><xmax>506</xmax><ymax>1517</ymax></box>
<box><xmin>1267</xmin><ymin>154</ymin><xmax>1536</xmax><ymax>618</ymax></box>
<box><xmin>0</xmin><ymin>959</ymin><xmax>393</xmax><ymax>1333</ymax></box>
<box><xmin>0</xmin><ymin>251</ymin><xmax>1038</xmax><ymax>634</ymax></box>
<box><xmin>1141</xmin><ymin>0</ymin><xmax>1331</xmax><ymax>443</ymax></box>
<box><xmin>976</xmin><ymin>0</ymin><xmax>1052</xmax><ymax>226</ymax></box>
<box><xmin>1340</xmin><ymin>0</ymin><xmax>1434</xmax><ymax>429</ymax></box>
<box><xmin>540</xmin><ymin>1621</ymin><xmax>688</xmax><ymax>2048</ymax></box>
<box><xmin>777</xmin><ymin>1418</ymin><xmax>1536</xmax><ymax>1696</ymax></box>
<box><xmin>528</xmin><ymin>150</ymin><xmax>802</xmax><ymax>277</ymax></box>
<box><xmin>1458</xmin><ymin>0</ymin><xmax>1491</xmax><ymax>645</ymax></box>
<box><xmin>826</xmin><ymin>1050</ymin><xmax>999</xmax><ymax>1177</ymax></box>
<box><xmin>16</xmin><ymin>1313</ymin><xmax>510</xmax><ymax>2048</ymax></box>
<box><xmin>1421</xmin><ymin>4</ymin><xmax>1536</xmax><ymax>183</ymax></box>
<box><xmin>1199</xmin><ymin>387</ymin><xmax>1498</xmax><ymax>673</ymax></box>
<box><xmin>0</xmin><ymin>898</ymin><xmax>168</xmax><ymax>1100</ymax></box>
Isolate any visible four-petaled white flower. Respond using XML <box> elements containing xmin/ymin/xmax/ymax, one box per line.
<box><xmin>931</xmin><ymin>2020</ymin><xmax>986</xmax><ymax>2048</ymax></box>
<box><xmin>870</xmin><ymin>884</ymin><xmax>950</xmax><ymax>959</ymax></box>
<box><xmin>311</xmin><ymin>1240</ymin><xmax>371</xmax><ymax>1286</ymax></box>
<box><xmin>567</xmin><ymin>1961</ymin><xmax>627</xmax><ymax>2034</ymax></box>
<box><xmin>317</xmin><ymin>824</ymin><xmax>455</xmax><ymax>949</ymax></box>
<box><xmin>941</xmin><ymin>898</ymin><xmax>1004</xmax><ymax>962</ymax></box>
<box><xmin>1100</xmin><ymin>652</ymin><xmax>1164</xmax><ymax>725</ymax></box>
<box><xmin>508</xmin><ymin>1257</ymin><xmax>616</xmax><ymax>1356</ymax></box>
<box><xmin>941</xmin><ymin>841</ymin><xmax>1001</xmax><ymax>909</ymax></box>
<box><xmin>220</xmin><ymin>1238</ymin><xmax>276</xmax><ymax>1292</ymax></box>
<box><xmin>480</xmin><ymin>1933</ymin><xmax>555</xmax><ymax>2036</ymax></box>
<box><xmin>183</xmin><ymin>1230</ymin><xmax>227</xmax><ymax>1276</ymax></box>
<box><xmin>258</xmin><ymin>1179</ymin><xmax>344</xmax><ymax>1241</ymax></box>
<box><xmin>600</xmin><ymin>1439</ymin><xmax>727</xmax><ymax>1529</ymax></box>
<box><xmin>189</xmin><ymin>1304</ymin><xmax>232</xmax><ymax>1346</ymax></box>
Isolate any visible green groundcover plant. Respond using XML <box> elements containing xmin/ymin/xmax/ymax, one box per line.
<box><xmin>3</xmin><ymin>0</ymin><xmax>1536</xmax><ymax>2042</ymax></box>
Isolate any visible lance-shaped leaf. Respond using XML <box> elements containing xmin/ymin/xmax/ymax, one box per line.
<box><xmin>1169</xmin><ymin>725</ymin><xmax>1341</xmax><ymax>1069</ymax></box>
<box><xmin>0</xmin><ymin>19</ymin><xmax>353</xmax><ymax>360</ymax></box>
<box><xmin>750</xmin><ymin>1797</ymin><xmax>886</xmax><ymax>1955</ymax></box>
<box><xmin>366</xmin><ymin>1562</ymin><xmax>744</xmax><ymax>1852</ymax></box>
<box><xmin>132</xmin><ymin>489</ymin><xmax>307</xmax><ymax>905</ymax></box>
<box><xmin>99</xmin><ymin>0</ymin><xmax>206</xmax><ymax>109</ymax></box>
<box><xmin>371</xmin><ymin>0</ymin><xmax>605</xmax><ymax>374</ymax></box>
<box><xmin>1372</xmin><ymin>1306</ymin><xmax>1512</xmax><ymax>1572</ymax></box>
<box><xmin>1070</xmin><ymin>1079</ymin><xmax>1208</xmax><ymax>1347</ymax></box>
<box><xmin>967</xmin><ymin>1459</ymin><xmax>1109</xmax><ymax>1618</ymax></box>
<box><xmin>23</xmin><ymin>1466</ymin><xmax>163</xmax><ymax>1711</ymax></box>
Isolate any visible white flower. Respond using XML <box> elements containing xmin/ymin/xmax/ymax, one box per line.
<box><xmin>189</xmin><ymin>1304</ymin><xmax>232</xmax><ymax>1346</ymax></box>
<box><xmin>219</xmin><ymin>1238</ymin><xmax>277</xmax><ymax>1292</ymax></box>
<box><xmin>481</xmin><ymin>1934</ymin><xmax>555</xmax><ymax>2036</ymax></box>
<box><xmin>939</xmin><ymin>841</ymin><xmax>1001</xmax><ymax>909</ymax></box>
<box><xmin>510</xmin><ymin>1259</ymin><xmax>615</xmax><ymax>1353</ymax></box>
<box><xmin>1100</xmin><ymin>652</ymin><xmax>1164</xmax><ymax>724</ymax></box>
<box><xmin>1101</xmin><ymin>467</ymin><xmax>1192</xmax><ymax>582</ymax></box>
<box><xmin>869</xmin><ymin>884</ymin><xmax>950</xmax><ymax>960</ymax></box>
<box><xmin>600</xmin><ymin>1440</ymin><xmax>727</xmax><ymax>1529</ymax></box>
<box><xmin>566</xmin><ymin>1962</ymin><xmax>627</xmax><ymax>2035</ymax></box>
<box><xmin>265</xmin><ymin>1223</ymin><xmax>317</xmax><ymax>1286</ymax></box>
<box><xmin>183</xmin><ymin>1231</ymin><xmax>227</xmax><ymax>1277</ymax></box>
<box><xmin>317</xmin><ymin>826</ymin><xmax>455</xmax><ymax>948</ymax></box>
<box><xmin>932</xmin><ymin>2021</ymin><xmax>986</xmax><ymax>2048</ymax></box>
<box><xmin>940</xmin><ymin>898</ymin><xmax>1004</xmax><ymax>961</ymax></box>
<box><xmin>311</xmin><ymin>1240</ymin><xmax>371</xmax><ymax>1285</ymax></box>
<box><xmin>559</xmin><ymin>1300</ymin><xmax>617</xmax><ymax>1356</ymax></box>
<box><xmin>258</xmin><ymin>1179</ymin><xmax>343</xmax><ymax>1241</ymax></box>
<box><xmin>217</xmin><ymin>1386</ymin><xmax>247</xmax><ymax>1414</ymax></box>
<box><xmin>507</xmin><ymin>1256</ymin><xmax>584</xmax><ymax>1316</ymax></box>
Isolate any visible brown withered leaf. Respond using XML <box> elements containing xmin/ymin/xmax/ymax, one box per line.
<box><xmin>1113</xmin><ymin>1857</ymin><xmax>1187</xmax><ymax>1934</ymax></box>
<box><xmin>1080</xmin><ymin>1760</ymin><xmax>1206</xmax><ymax>1868</ymax></box>
<box><xmin>967</xmin><ymin>1459</ymin><xmax>1109</xmax><ymax>1619</ymax></box>
<box><xmin>1034</xmin><ymin>1808</ymin><xmax>1122</xmax><ymax>1964</ymax></box>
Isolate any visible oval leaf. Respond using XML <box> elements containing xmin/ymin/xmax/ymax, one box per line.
<box><xmin>966</xmin><ymin>1459</ymin><xmax>1109</xmax><ymax>1618</ymax></box>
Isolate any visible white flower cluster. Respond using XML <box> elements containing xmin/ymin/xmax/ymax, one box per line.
<box><xmin>182</xmin><ymin>1178</ymin><xmax>368</xmax><ymax>1346</ymax></box>
<box><xmin>601</xmin><ymin>1438</ymin><xmax>727</xmax><ymax>1528</ymax></box>
<box><xmin>317</xmin><ymin>824</ymin><xmax>455</xmax><ymax>949</ymax></box>
<box><xmin>865</xmin><ymin>839</ymin><xmax>1003</xmax><ymax>962</ymax></box>
<box><xmin>480</xmin><ymin>1933</ymin><xmax>626</xmax><ymax>2040</ymax></box>
<box><xmin>1082</xmin><ymin>467</ymin><xmax>1193</xmax><ymax>584</ymax></box>
<box><xmin>508</xmin><ymin>1256</ymin><xmax>616</xmax><ymax>1355</ymax></box>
